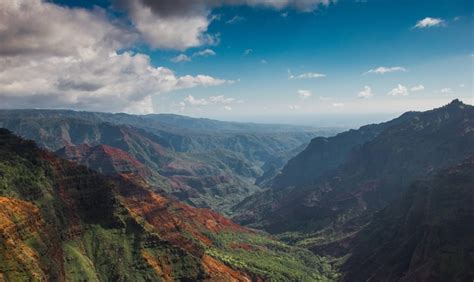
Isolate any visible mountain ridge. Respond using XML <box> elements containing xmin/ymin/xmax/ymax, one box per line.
<box><xmin>272</xmin><ymin>110</ymin><xmax>417</xmax><ymax>188</ymax></box>
<box><xmin>233</xmin><ymin>99</ymin><xmax>474</xmax><ymax>251</ymax></box>
<box><xmin>0</xmin><ymin>128</ymin><xmax>338</xmax><ymax>281</ymax></box>
<box><xmin>342</xmin><ymin>155</ymin><xmax>474</xmax><ymax>281</ymax></box>
<box><xmin>0</xmin><ymin>109</ymin><xmax>338</xmax><ymax>213</ymax></box>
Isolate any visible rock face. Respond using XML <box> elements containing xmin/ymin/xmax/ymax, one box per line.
<box><xmin>0</xmin><ymin>197</ymin><xmax>64</xmax><ymax>281</ymax></box>
<box><xmin>234</xmin><ymin>100</ymin><xmax>474</xmax><ymax>248</ymax></box>
<box><xmin>0</xmin><ymin>128</ymin><xmax>337</xmax><ymax>281</ymax></box>
<box><xmin>0</xmin><ymin>109</ymin><xmax>334</xmax><ymax>213</ymax></box>
<box><xmin>272</xmin><ymin>110</ymin><xmax>416</xmax><ymax>189</ymax></box>
<box><xmin>56</xmin><ymin>143</ymin><xmax>148</xmax><ymax>176</ymax></box>
<box><xmin>342</xmin><ymin>157</ymin><xmax>474</xmax><ymax>281</ymax></box>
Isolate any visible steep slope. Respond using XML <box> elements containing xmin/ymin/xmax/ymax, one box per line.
<box><xmin>56</xmin><ymin>143</ymin><xmax>150</xmax><ymax>176</ymax></box>
<box><xmin>234</xmin><ymin>100</ymin><xmax>474</xmax><ymax>248</ymax></box>
<box><xmin>55</xmin><ymin>143</ymin><xmax>171</xmax><ymax>194</ymax></box>
<box><xmin>0</xmin><ymin>117</ymin><xmax>263</xmax><ymax>212</ymax></box>
<box><xmin>255</xmin><ymin>142</ymin><xmax>308</xmax><ymax>187</ymax></box>
<box><xmin>0</xmin><ymin>129</ymin><xmax>338</xmax><ymax>281</ymax></box>
<box><xmin>53</xmin><ymin>138</ymin><xmax>262</xmax><ymax>214</ymax></box>
<box><xmin>272</xmin><ymin>110</ymin><xmax>416</xmax><ymax>188</ymax></box>
<box><xmin>0</xmin><ymin>110</ymin><xmax>338</xmax><ymax>213</ymax></box>
<box><xmin>0</xmin><ymin>197</ymin><xmax>63</xmax><ymax>281</ymax></box>
<box><xmin>342</xmin><ymin>157</ymin><xmax>474</xmax><ymax>281</ymax></box>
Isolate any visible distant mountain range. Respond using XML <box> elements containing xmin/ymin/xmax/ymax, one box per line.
<box><xmin>0</xmin><ymin>110</ymin><xmax>338</xmax><ymax>214</ymax></box>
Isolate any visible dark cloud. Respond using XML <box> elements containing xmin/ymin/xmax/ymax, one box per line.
<box><xmin>138</xmin><ymin>0</ymin><xmax>211</xmax><ymax>18</ymax></box>
<box><xmin>0</xmin><ymin>0</ymin><xmax>229</xmax><ymax>114</ymax></box>
<box><xmin>133</xmin><ymin>0</ymin><xmax>334</xmax><ymax>18</ymax></box>
<box><xmin>56</xmin><ymin>79</ymin><xmax>104</xmax><ymax>92</ymax></box>
<box><xmin>115</xmin><ymin>0</ymin><xmax>334</xmax><ymax>50</ymax></box>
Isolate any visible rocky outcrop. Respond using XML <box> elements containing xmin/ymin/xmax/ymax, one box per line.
<box><xmin>342</xmin><ymin>157</ymin><xmax>474</xmax><ymax>281</ymax></box>
<box><xmin>0</xmin><ymin>197</ymin><xmax>64</xmax><ymax>281</ymax></box>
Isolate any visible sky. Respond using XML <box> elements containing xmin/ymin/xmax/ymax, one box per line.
<box><xmin>0</xmin><ymin>0</ymin><xmax>473</xmax><ymax>126</ymax></box>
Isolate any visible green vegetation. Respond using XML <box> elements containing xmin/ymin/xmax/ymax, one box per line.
<box><xmin>0</xmin><ymin>153</ymin><xmax>52</xmax><ymax>200</ymax></box>
<box><xmin>205</xmin><ymin>231</ymin><xmax>339</xmax><ymax>281</ymax></box>
<box><xmin>63</xmin><ymin>242</ymin><xmax>100</xmax><ymax>281</ymax></box>
<box><xmin>2</xmin><ymin>100</ymin><xmax>472</xmax><ymax>281</ymax></box>
<box><xmin>343</xmin><ymin>157</ymin><xmax>474</xmax><ymax>281</ymax></box>
<box><xmin>0</xmin><ymin>109</ymin><xmax>339</xmax><ymax>215</ymax></box>
<box><xmin>0</xmin><ymin>129</ymin><xmax>339</xmax><ymax>280</ymax></box>
<box><xmin>235</xmin><ymin>100</ymin><xmax>474</xmax><ymax>237</ymax></box>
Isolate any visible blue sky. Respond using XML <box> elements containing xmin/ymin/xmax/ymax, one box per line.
<box><xmin>0</xmin><ymin>0</ymin><xmax>472</xmax><ymax>126</ymax></box>
<box><xmin>155</xmin><ymin>0</ymin><xmax>473</xmax><ymax>122</ymax></box>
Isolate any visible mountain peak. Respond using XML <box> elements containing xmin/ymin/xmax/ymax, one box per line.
<box><xmin>433</xmin><ymin>99</ymin><xmax>473</xmax><ymax>115</ymax></box>
<box><xmin>446</xmin><ymin>98</ymin><xmax>466</xmax><ymax>108</ymax></box>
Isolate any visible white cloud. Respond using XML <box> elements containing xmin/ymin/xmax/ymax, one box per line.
<box><xmin>223</xmin><ymin>105</ymin><xmax>232</xmax><ymax>111</ymax></box>
<box><xmin>181</xmin><ymin>94</ymin><xmax>240</xmax><ymax>108</ymax></box>
<box><xmin>388</xmin><ymin>84</ymin><xmax>409</xmax><ymax>96</ymax></box>
<box><xmin>132</xmin><ymin>0</ymin><xmax>336</xmax><ymax>14</ymax></box>
<box><xmin>365</xmin><ymin>66</ymin><xmax>407</xmax><ymax>75</ymax></box>
<box><xmin>226</xmin><ymin>15</ymin><xmax>245</xmax><ymax>24</ymax></box>
<box><xmin>358</xmin><ymin>86</ymin><xmax>374</xmax><ymax>98</ymax></box>
<box><xmin>299</xmin><ymin>72</ymin><xmax>326</xmax><ymax>79</ymax></box>
<box><xmin>208</xmin><ymin>95</ymin><xmax>236</xmax><ymax>104</ymax></box>
<box><xmin>119</xmin><ymin>0</ymin><xmax>335</xmax><ymax>51</ymax></box>
<box><xmin>171</xmin><ymin>54</ymin><xmax>191</xmax><ymax>63</ymax></box>
<box><xmin>0</xmin><ymin>0</ymin><xmax>134</xmax><ymax>57</ymax></box>
<box><xmin>177</xmin><ymin>75</ymin><xmax>228</xmax><ymax>88</ymax></box>
<box><xmin>332</xmin><ymin>103</ymin><xmax>344</xmax><ymax>107</ymax></box>
<box><xmin>440</xmin><ymin>88</ymin><xmax>453</xmax><ymax>94</ymax></box>
<box><xmin>410</xmin><ymin>84</ymin><xmax>425</xmax><ymax>92</ymax></box>
<box><xmin>289</xmin><ymin>70</ymin><xmax>326</xmax><ymax>79</ymax></box>
<box><xmin>386</xmin><ymin>84</ymin><xmax>423</xmax><ymax>97</ymax></box>
<box><xmin>297</xmin><ymin>89</ymin><xmax>312</xmax><ymax>100</ymax></box>
<box><xmin>261</xmin><ymin>59</ymin><xmax>268</xmax><ymax>64</ymax></box>
<box><xmin>250</xmin><ymin>0</ymin><xmax>335</xmax><ymax>11</ymax></box>
<box><xmin>193</xmin><ymin>48</ymin><xmax>216</xmax><ymax>57</ymax></box>
<box><xmin>459</xmin><ymin>84</ymin><xmax>465</xmax><ymax>88</ymax></box>
<box><xmin>120</xmin><ymin>0</ymin><xmax>215</xmax><ymax>50</ymax></box>
<box><xmin>288</xmin><ymin>105</ymin><xmax>301</xmax><ymax>110</ymax></box>
<box><xmin>244</xmin><ymin>49</ymin><xmax>253</xmax><ymax>55</ymax></box>
<box><xmin>184</xmin><ymin>95</ymin><xmax>209</xmax><ymax>106</ymax></box>
<box><xmin>414</xmin><ymin>17</ymin><xmax>445</xmax><ymax>29</ymax></box>
<box><xmin>0</xmin><ymin>0</ymin><xmax>228</xmax><ymax>114</ymax></box>
<box><xmin>170</xmin><ymin>49</ymin><xmax>215</xmax><ymax>63</ymax></box>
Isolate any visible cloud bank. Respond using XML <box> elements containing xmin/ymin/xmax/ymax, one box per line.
<box><xmin>118</xmin><ymin>0</ymin><xmax>336</xmax><ymax>50</ymax></box>
<box><xmin>0</xmin><ymin>0</ymin><xmax>229</xmax><ymax>114</ymax></box>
